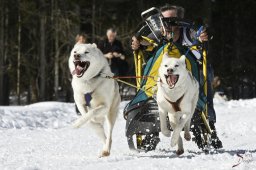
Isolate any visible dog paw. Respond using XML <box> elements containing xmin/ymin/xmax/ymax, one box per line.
<box><xmin>176</xmin><ymin>149</ymin><xmax>184</xmax><ymax>156</ymax></box>
<box><xmin>162</xmin><ymin>130</ymin><xmax>171</xmax><ymax>137</ymax></box>
<box><xmin>72</xmin><ymin>115</ymin><xmax>89</xmax><ymax>128</ymax></box>
<box><xmin>99</xmin><ymin>151</ymin><xmax>110</xmax><ymax>158</ymax></box>
<box><xmin>184</xmin><ymin>132</ymin><xmax>191</xmax><ymax>141</ymax></box>
<box><xmin>72</xmin><ymin>119</ymin><xmax>82</xmax><ymax>128</ymax></box>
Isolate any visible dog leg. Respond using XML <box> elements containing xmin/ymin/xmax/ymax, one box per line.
<box><xmin>100</xmin><ymin>96</ymin><xmax>119</xmax><ymax>157</ymax></box>
<box><xmin>159</xmin><ymin>109</ymin><xmax>171</xmax><ymax>137</ymax></box>
<box><xmin>89</xmin><ymin>122</ymin><xmax>106</xmax><ymax>143</ymax></box>
<box><xmin>171</xmin><ymin>111</ymin><xmax>189</xmax><ymax>147</ymax></box>
<box><xmin>176</xmin><ymin>135</ymin><xmax>184</xmax><ymax>156</ymax></box>
<box><xmin>170</xmin><ymin>126</ymin><xmax>181</xmax><ymax>147</ymax></box>
<box><xmin>169</xmin><ymin>121</ymin><xmax>186</xmax><ymax>155</ymax></box>
<box><xmin>73</xmin><ymin>105</ymin><xmax>107</xmax><ymax>128</ymax></box>
<box><xmin>89</xmin><ymin>122</ymin><xmax>111</xmax><ymax>158</ymax></box>
<box><xmin>184</xmin><ymin>93</ymin><xmax>198</xmax><ymax>141</ymax></box>
<box><xmin>100</xmin><ymin>118</ymin><xmax>113</xmax><ymax>157</ymax></box>
<box><xmin>184</xmin><ymin>115</ymin><xmax>192</xmax><ymax>141</ymax></box>
<box><xmin>74</xmin><ymin>93</ymin><xmax>88</xmax><ymax>116</ymax></box>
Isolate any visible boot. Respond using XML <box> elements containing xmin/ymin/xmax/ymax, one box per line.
<box><xmin>209</xmin><ymin>121</ymin><xmax>223</xmax><ymax>149</ymax></box>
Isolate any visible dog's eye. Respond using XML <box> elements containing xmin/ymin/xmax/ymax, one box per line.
<box><xmin>164</xmin><ymin>65</ymin><xmax>168</xmax><ymax>67</ymax></box>
<box><xmin>175</xmin><ymin>64</ymin><xmax>179</xmax><ymax>67</ymax></box>
<box><xmin>84</xmin><ymin>51</ymin><xmax>89</xmax><ymax>54</ymax></box>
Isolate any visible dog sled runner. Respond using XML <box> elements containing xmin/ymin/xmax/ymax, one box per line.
<box><xmin>123</xmin><ymin>7</ymin><xmax>216</xmax><ymax>152</ymax></box>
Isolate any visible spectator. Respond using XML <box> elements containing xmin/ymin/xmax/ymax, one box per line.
<box><xmin>75</xmin><ymin>33</ymin><xmax>87</xmax><ymax>44</ymax></box>
<box><xmin>98</xmin><ymin>28</ymin><xmax>128</xmax><ymax>76</ymax></box>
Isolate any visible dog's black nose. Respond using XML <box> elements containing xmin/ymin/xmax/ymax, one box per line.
<box><xmin>167</xmin><ymin>68</ymin><xmax>174</xmax><ymax>74</ymax></box>
<box><xmin>74</xmin><ymin>53</ymin><xmax>80</xmax><ymax>60</ymax></box>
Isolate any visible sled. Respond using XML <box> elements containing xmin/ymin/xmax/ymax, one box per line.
<box><xmin>124</xmin><ymin>7</ymin><xmax>213</xmax><ymax>152</ymax></box>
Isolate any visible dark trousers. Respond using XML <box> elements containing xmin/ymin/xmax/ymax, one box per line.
<box><xmin>206</xmin><ymin>64</ymin><xmax>216</xmax><ymax>122</ymax></box>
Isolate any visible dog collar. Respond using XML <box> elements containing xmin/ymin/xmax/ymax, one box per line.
<box><xmin>92</xmin><ymin>70</ymin><xmax>103</xmax><ymax>79</ymax></box>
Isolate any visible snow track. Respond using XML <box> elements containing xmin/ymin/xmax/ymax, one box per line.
<box><xmin>0</xmin><ymin>99</ymin><xmax>256</xmax><ymax>169</ymax></box>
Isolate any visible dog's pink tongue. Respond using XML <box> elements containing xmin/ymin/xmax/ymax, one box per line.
<box><xmin>72</xmin><ymin>66</ymin><xmax>83</xmax><ymax>75</ymax></box>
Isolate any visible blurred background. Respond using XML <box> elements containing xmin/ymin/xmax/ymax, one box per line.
<box><xmin>0</xmin><ymin>0</ymin><xmax>256</xmax><ymax>105</ymax></box>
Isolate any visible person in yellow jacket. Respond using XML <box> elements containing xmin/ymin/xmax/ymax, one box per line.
<box><xmin>131</xmin><ymin>4</ymin><xmax>222</xmax><ymax>149</ymax></box>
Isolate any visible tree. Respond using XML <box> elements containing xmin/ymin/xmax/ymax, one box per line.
<box><xmin>0</xmin><ymin>0</ymin><xmax>10</xmax><ymax>105</ymax></box>
<box><xmin>52</xmin><ymin>0</ymin><xmax>59</xmax><ymax>100</ymax></box>
<box><xmin>39</xmin><ymin>0</ymin><xmax>47</xmax><ymax>101</ymax></box>
<box><xmin>17</xmin><ymin>1</ymin><xmax>21</xmax><ymax>104</ymax></box>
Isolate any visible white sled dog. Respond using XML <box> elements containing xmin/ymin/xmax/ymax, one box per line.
<box><xmin>157</xmin><ymin>54</ymin><xmax>199</xmax><ymax>155</ymax></box>
<box><xmin>69</xmin><ymin>43</ymin><xmax>120</xmax><ymax>157</ymax></box>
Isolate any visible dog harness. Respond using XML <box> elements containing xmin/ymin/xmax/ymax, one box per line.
<box><xmin>164</xmin><ymin>94</ymin><xmax>184</xmax><ymax>112</ymax></box>
<box><xmin>84</xmin><ymin>92</ymin><xmax>92</xmax><ymax>107</ymax></box>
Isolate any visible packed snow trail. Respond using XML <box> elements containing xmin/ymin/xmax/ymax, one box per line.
<box><xmin>0</xmin><ymin>99</ymin><xmax>256</xmax><ymax>170</ymax></box>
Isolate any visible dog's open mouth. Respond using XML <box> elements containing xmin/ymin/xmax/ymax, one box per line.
<box><xmin>72</xmin><ymin>60</ymin><xmax>90</xmax><ymax>78</ymax></box>
<box><xmin>165</xmin><ymin>74</ymin><xmax>179</xmax><ymax>88</ymax></box>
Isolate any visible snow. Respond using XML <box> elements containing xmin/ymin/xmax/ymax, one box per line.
<box><xmin>0</xmin><ymin>98</ymin><xmax>256</xmax><ymax>170</ymax></box>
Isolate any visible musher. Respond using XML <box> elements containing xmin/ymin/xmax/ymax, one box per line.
<box><xmin>131</xmin><ymin>4</ymin><xmax>222</xmax><ymax>150</ymax></box>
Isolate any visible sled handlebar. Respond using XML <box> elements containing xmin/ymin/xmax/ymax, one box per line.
<box><xmin>141</xmin><ymin>7</ymin><xmax>159</xmax><ymax>20</ymax></box>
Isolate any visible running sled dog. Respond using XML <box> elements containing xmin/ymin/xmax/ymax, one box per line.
<box><xmin>157</xmin><ymin>54</ymin><xmax>199</xmax><ymax>155</ymax></box>
<box><xmin>69</xmin><ymin>43</ymin><xmax>120</xmax><ymax>157</ymax></box>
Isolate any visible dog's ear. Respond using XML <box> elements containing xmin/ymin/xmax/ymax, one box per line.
<box><xmin>179</xmin><ymin>55</ymin><xmax>186</xmax><ymax>65</ymax></box>
<box><xmin>91</xmin><ymin>43</ymin><xmax>97</xmax><ymax>48</ymax></box>
<box><xmin>162</xmin><ymin>52</ymin><xmax>169</xmax><ymax>61</ymax></box>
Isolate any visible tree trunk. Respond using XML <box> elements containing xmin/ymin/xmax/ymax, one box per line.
<box><xmin>0</xmin><ymin>0</ymin><xmax>9</xmax><ymax>105</ymax></box>
<box><xmin>39</xmin><ymin>0</ymin><xmax>46</xmax><ymax>101</ymax></box>
<box><xmin>92</xmin><ymin>0</ymin><xmax>95</xmax><ymax>42</ymax></box>
<box><xmin>0</xmin><ymin>0</ymin><xmax>4</xmax><ymax>105</ymax></box>
<box><xmin>234</xmin><ymin>12</ymin><xmax>240</xmax><ymax>67</ymax></box>
<box><xmin>53</xmin><ymin>0</ymin><xmax>59</xmax><ymax>100</ymax></box>
<box><xmin>17</xmin><ymin>2</ymin><xmax>21</xmax><ymax>104</ymax></box>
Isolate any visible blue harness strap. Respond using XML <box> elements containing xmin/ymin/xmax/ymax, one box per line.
<box><xmin>83</xmin><ymin>71</ymin><xmax>103</xmax><ymax>107</ymax></box>
<box><xmin>84</xmin><ymin>92</ymin><xmax>92</xmax><ymax>107</ymax></box>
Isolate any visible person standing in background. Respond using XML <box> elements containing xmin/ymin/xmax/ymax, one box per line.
<box><xmin>98</xmin><ymin>28</ymin><xmax>127</xmax><ymax>76</ymax></box>
<box><xmin>75</xmin><ymin>33</ymin><xmax>87</xmax><ymax>44</ymax></box>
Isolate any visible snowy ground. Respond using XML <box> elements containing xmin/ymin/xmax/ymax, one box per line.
<box><xmin>0</xmin><ymin>98</ymin><xmax>256</xmax><ymax>170</ymax></box>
